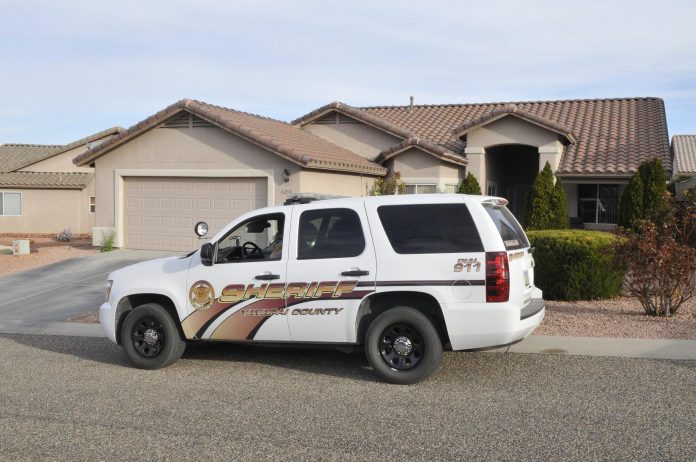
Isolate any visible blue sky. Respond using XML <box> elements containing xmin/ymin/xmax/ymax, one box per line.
<box><xmin>1</xmin><ymin>0</ymin><xmax>695</xmax><ymax>144</ymax></box>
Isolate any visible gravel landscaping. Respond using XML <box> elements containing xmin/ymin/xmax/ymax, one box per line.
<box><xmin>0</xmin><ymin>238</ymin><xmax>97</xmax><ymax>277</ymax></box>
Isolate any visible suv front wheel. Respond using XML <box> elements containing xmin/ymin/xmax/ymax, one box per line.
<box><xmin>120</xmin><ymin>303</ymin><xmax>186</xmax><ymax>369</ymax></box>
<box><xmin>365</xmin><ymin>307</ymin><xmax>443</xmax><ymax>384</ymax></box>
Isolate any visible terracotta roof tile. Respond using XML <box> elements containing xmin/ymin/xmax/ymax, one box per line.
<box><xmin>75</xmin><ymin>99</ymin><xmax>387</xmax><ymax>176</ymax></box>
<box><xmin>375</xmin><ymin>137</ymin><xmax>467</xmax><ymax>166</ymax></box>
<box><xmin>0</xmin><ymin>126</ymin><xmax>123</xmax><ymax>173</ymax></box>
<box><xmin>672</xmin><ymin>135</ymin><xmax>696</xmax><ymax>175</ymax></box>
<box><xmin>0</xmin><ymin>172</ymin><xmax>93</xmax><ymax>189</ymax></box>
<box><xmin>357</xmin><ymin>97</ymin><xmax>671</xmax><ymax>176</ymax></box>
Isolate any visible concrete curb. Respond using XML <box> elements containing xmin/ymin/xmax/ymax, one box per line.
<box><xmin>486</xmin><ymin>335</ymin><xmax>696</xmax><ymax>361</ymax></box>
<box><xmin>0</xmin><ymin>324</ymin><xmax>695</xmax><ymax>361</ymax></box>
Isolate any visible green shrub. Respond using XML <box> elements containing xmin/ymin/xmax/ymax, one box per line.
<box><xmin>101</xmin><ymin>230</ymin><xmax>117</xmax><ymax>252</ymax></box>
<box><xmin>618</xmin><ymin>173</ymin><xmax>644</xmax><ymax>228</ymax></box>
<box><xmin>551</xmin><ymin>177</ymin><xmax>569</xmax><ymax>229</ymax></box>
<box><xmin>638</xmin><ymin>157</ymin><xmax>667</xmax><ymax>213</ymax></box>
<box><xmin>525</xmin><ymin>162</ymin><xmax>555</xmax><ymax>230</ymax></box>
<box><xmin>371</xmin><ymin>171</ymin><xmax>405</xmax><ymax>195</ymax></box>
<box><xmin>458</xmin><ymin>173</ymin><xmax>482</xmax><ymax>195</ymax></box>
<box><xmin>527</xmin><ymin>230</ymin><xmax>625</xmax><ymax>301</ymax></box>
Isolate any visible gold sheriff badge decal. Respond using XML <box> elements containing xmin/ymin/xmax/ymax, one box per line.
<box><xmin>189</xmin><ymin>280</ymin><xmax>215</xmax><ymax>311</ymax></box>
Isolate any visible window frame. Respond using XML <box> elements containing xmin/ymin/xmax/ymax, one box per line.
<box><xmin>0</xmin><ymin>191</ymin><xmax>22</xmax><ymax>216</ymax></box>
<box><xmin>89</xmin><ymin>196</ymin><xmax>96</xmax><ymax>214</ymax></box>
<box><xmin>296</xmin><ymin>207</ymin><xmax>366</xmax><ymax>260</ymax></box>
<box><xmin>214</xmin><ymin>212</ymin><xmax>286</xmax><ymax>264</ymax></box>
<box><xmin>577</xmin><ymin>184</ymin><xmax>620</xmax><ymax>224</ymax></box>
<box><xmin>404</xmin><ymin>183</ymin><xmax>438</xmax><ymax>194</ymax></box>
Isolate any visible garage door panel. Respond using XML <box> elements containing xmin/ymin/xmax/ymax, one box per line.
<box><xmin>125</xmin><ymin>176</ymin><xmax>267</xmax><ymax>251</ymax></box>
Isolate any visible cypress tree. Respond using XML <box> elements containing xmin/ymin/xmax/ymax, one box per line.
<box><xmin>458</xmin><ymin>173</ymin><xmax>482</xmax><ymax>195</ymax></box>
<box><xmin>618</xmin><ymin>173</ymin><xmax>644</xmax><ymax>228</ymax></box>
<box><xmin>551</xmin><ymin>176</ymin><xmax>570</xmax><ymax>229</ymax></box>
<box><xmin>525</xmin><ymin>162</ymin><xmax>555</xmax><ymax>230</ymax></box>
<box><xmin>638</xmin><ymin>158</ymin><xmax>667</xmax><ymax>213</ymax></box>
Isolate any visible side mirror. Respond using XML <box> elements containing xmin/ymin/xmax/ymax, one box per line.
<box><xmin>194</xmin><ymin>221</ymin><xmax>209</xmax><ymax>238</ymax></box>
<box><xmin>200</xmin><ymin>242</ymin><xmax>215</xmax><ymax>267</ymax></box>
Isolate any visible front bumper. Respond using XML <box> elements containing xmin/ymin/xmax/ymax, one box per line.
<box><xmin>99</xmin><ymin>302</ymin><xmax>117</xmax><ymax>344</ymax></box>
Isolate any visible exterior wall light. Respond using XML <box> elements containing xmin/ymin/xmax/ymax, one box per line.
<box><xmin>283</xmin><ymin>168</ymin><xmax>290</xmax><ymax>183</ymax></box>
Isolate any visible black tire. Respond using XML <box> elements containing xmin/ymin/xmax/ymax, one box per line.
<box><xmin>120</xmin><ymin>303</ymin><xmax>186</xmax><ymax>369</ymax></box>
<box><xmin>365</xmin><ymin>307</ymin><xmax>443</xmax><ymax>384</ymax></box>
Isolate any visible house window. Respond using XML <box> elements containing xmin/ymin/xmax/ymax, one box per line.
<box><xmin>89</xmin><ymin>196</ymin><xmax>96</xmax><ymax>214</ymax></box>
<box><xmin>404</xmin><ymin>184</ymin><xmax>437</xmax><ymax>194</ymax></box>
<box><xmin>444</xmin><ymin>184</ymin><xmax>458</xmax><ymax>194</ymax></box>
<box><xmin>578</xmin><ymin>184</ymin><xmax>619</xmax><ymax>224</ymax></box>
<box><xmin>0</xmin><ymin>192</ymin><xmax>22</xmax><ymax>216</ymax></box>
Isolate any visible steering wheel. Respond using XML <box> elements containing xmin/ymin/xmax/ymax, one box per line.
<box><xmin>242</xmin><ymin>241</ymin><xmax>263</xmax><ymax>259</ymax></box>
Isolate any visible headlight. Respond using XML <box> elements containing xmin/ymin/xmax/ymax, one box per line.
<box><xmin>105</xmin><ymin>280</ymin><xmax>113</xmax><ymax>303</ymax></box>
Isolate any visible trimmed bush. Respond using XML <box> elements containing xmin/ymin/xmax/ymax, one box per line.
<box><xmin>525</xmin><ymin>162</ymin><xmax>556</xmax><ymax>229</ymax></box>
<box><xmin>551</xmin><ymin>177</ymin><xmax>569</xmax><ymax>229</ymax></box>
<box><xmin>458</xmin><ymin>173</ymin><xmax>482</xmax><ymax>195</ymax></box>
<box><xmin>527</xmin><ymin>230</ymin><xmax>625</xmax><ymax>301</ymax></box>
<box><xmin>618</xmin><ymin>173</ymin><xmax>644</xmax><ymax>228</ymax></box>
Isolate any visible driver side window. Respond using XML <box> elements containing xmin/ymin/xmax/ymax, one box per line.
<box><xmin>216</xmin><ymin>213</ymin><xmax>285</xmax><ymax>264</ymax></box>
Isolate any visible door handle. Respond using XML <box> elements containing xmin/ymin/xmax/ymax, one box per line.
<box><xmin>341</xmin><ymin>268</ymin><xmax>370</xmax><ymax>277</ymax></box>
<box><xmin>255</xmin><ymin>272</ymin><xmax>280</xmax><ymax>281</ymax></box>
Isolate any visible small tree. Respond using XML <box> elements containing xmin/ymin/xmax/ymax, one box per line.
<box><xmin>618</xmin><ymin>173</ymin><xmax>644</xmax><ymax>228</ymax></box>
<box><xmin>371</xmin><ymin>171</ymin><xmax>405</xmax><ymax>195</ymax></box>
<box><xmin>638</xmin><ymin>157</ymin><xmax>667</xmax><ymax>213</ymax></box>
<box><xmin>614</xmin><ymin>195</ymin><xmax>696</xmax><ymax>316</ymax></box>
<box><xmin>550</xmin><ymin>177</ymin><xmax>569</xmax><ymax>229</ymax></box>
<box><xmin>458</xmin><ymin>173</ymin><xmax>482</xmax><ymax>195</ymax></box>
<box><xmin>525</xmin><ymin>162</ymin><xmax>555</xmax><ymax>230</ymax></box>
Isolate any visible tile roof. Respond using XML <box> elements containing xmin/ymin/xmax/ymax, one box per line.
<box><xmin>451</xmin><ymin>104</ymin><xmax>576</xmax><ymax>144</ymax></box>
<box><xmin>350</xmin><ymin>97</ymin><xmax>670</xmax><ymax>176</ymax></box>
<box><xmin>0</xmin><ymin>144</ymin><xmax>62</xmax><ymax>173</ymax></box>
<box><xmin>74</xmin><ymin>99</ymin><xmax>387</xmax><ymax>176</ymax></box>
<box><xmin>0</xmin><ymin>172</ymin><xmax>93</xmax><ymax>189</ymax></box>
<box><xmin>672</xmin><ymin>135</ymin><xmax>696</xmax><ymax>175</ymax></box>
<box><xmin>375</xmin><ymin>137</ymin><xmax>467</xmax><ymax>166</ymax></box>
<box><xmin>0</xmin><ymin>126</ymin><xmax>123</xmax><ymax>173</ymax></box>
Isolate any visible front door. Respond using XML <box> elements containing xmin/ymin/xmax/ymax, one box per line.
<box><xmin>184</xmin><ymin>211</ymin><xmax>291</xmax><ymax>342</ymax></box>
<box><xmin>285</xmin><ymin>204</ymin><xmax>376</xmax><ymax>343</ymax></box>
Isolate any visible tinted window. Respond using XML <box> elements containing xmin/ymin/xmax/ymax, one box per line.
<box><xmin>378</xmin><ymin>204</ymin><xmax>483</xmax><ymax>254</ymax></box>
<box><xmin>483</xmin><ymin>205</ymin><xmax>529</xmax><ymax>250</ymax></box>
<box><xmin>298</xmin><ymin>208</ymin><xmax>365</xmax><ymax>259</ymax></box>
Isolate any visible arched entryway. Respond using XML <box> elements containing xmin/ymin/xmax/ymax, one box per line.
<box><xmin>485</xmin><ymin>145</ymin><xmax>539</xmax><ymax>221</ymax></box>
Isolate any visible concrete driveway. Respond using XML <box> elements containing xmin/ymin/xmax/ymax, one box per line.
<box><xmin>0</xmin><ymin>249</ymin><xmax>182</xmax><ymax>334</ymax></box>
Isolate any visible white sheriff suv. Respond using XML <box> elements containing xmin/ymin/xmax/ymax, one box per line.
<box><xmin>101</xmin><ymin>194</ymin><xmax>544</xmax><ymax>384</ymax></box>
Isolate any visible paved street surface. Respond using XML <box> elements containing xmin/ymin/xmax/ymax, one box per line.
<box><xmin>1</xmin><ymin>335</ymin><xmax>694</xmax><ymax>461</ymax></box>
<box><xmin>0</xmin><ymin>250</ymin><xmax>181</xmax><ymax>329</ymax></box>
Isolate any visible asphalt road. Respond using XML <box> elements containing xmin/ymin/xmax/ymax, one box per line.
<box><xmin>0</xmin><ymin>250</ymin><xmax>180</xmax><ymax>327</ymax></box>
<box><xmin>1</xmin><ymin>335</ymin><xmax>694</xmax><ymax>461</ymax></box>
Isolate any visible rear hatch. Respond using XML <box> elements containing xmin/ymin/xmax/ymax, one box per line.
<box><xmin>481</xmin><ymin>199</ymin><xmax>535</xmax><ymax>307</ymax></box>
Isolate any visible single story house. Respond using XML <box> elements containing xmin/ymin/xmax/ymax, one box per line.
<box><xmin>72</xmin><ymin>96</ymin><xmax>671</xmax><ymax>251</ymax></box>
<box><xmin>0</xmin><ymin>127</ymin><xmax>123</xmax><ymax>235</ymax></box>
<box><xmin>672</xmin><ymin>135</ymin><xmax>696</xmax><ymax>199</ymax></box>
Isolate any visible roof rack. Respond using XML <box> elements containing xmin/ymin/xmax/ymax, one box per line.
<box><xmin>283</xmin><ymin>193</ymin><xmax>348</xmax><ymax>205</ymax></box>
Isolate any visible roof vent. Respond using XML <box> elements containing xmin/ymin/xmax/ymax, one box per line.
<box><xmin>409</xmin><ymin>96</ymin><xmax>414</xmax><ymax>113</ymax></box>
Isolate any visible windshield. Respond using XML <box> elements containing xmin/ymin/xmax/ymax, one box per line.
<box><xmin>483</xmin><ymin>204</ymin><xmax>530</xmax><ymax>251</ymax></box>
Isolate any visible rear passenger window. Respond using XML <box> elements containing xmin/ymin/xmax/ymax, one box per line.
<box><xmin>378</xmin><ymin>204</ymin><xmax>483</xmax><ymax>254</ymax></box>
<box><xmin>298</xmin><ymin>208</ymin><xmax>365</xmax><ymax>259</ymax></box>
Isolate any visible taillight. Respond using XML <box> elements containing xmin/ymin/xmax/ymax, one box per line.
<box><xmin>486</xmin><ymin>251</ymin><xmax>509</xmax><ymax>302</ymax></box>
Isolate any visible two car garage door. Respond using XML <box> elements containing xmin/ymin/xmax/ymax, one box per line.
<box><xmin>124</xmin><ymin>177</ymin><xmax>267</xmax><ymax>251</ymax></box>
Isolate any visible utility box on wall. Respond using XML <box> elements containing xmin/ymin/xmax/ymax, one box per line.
<box><xmin>12</xmin><ymin>239</ymin><xmax>30</xmax><ymax>256</ymax></box>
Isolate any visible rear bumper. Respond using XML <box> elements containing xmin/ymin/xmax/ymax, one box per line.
<box><xmin>443</xmin><ymin>298</ymin><xmax>545</xmax><ymax>351</ymax></box>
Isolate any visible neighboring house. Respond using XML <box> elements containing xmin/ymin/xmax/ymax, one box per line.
<box><xmin>73</xmin><ymin>97</ymin><xmax>671</xmax><ymax>251</ymax></box>
<box><xmin>671</xmin><ymin>135</ymin><xmax>696</xmax><ymax>200</ymax></box>
<box><xmin>0</xmin><ymin>127</ymin><xmax>123</xmax><ymax>235</ymax></box>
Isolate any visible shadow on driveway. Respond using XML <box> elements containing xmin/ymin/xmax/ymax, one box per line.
<box><xmin>3</xmin><ymin>333</ymin><xmax>382</xmax><ymax>382</ymax></box>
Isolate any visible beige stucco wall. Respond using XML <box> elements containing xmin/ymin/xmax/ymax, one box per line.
<box><xmin>382</xmin><ymin>148</ymin><xmax>465</xmax><ymax>192</ymax></box>
<box><xmin>92</xmin><ymin>124</ymin><xmax>302</xmax><ymax>235</ymax></box>
<box><xmin>298</xmin><ymin>170</ymin><xmax>377</xmax><ymax>197</ymax></box>
<box><xmin>20</xmin><ymin>145</ymin><xmax>94</xmax><ymax>173</ymax></box>
<box><xmin>303</xmin><ymin>120</ymin><xmax>402</xmax><ymax>160</ymax></box>
<box><xmin>0</xmin><ymin>185</ymin><xmax>93</xmax><ymax>234</ymax></box>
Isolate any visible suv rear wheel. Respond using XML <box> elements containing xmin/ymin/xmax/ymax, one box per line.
<box><xmin>365</xmin><ymin>307</ymin><xmax>443</xmax><ymax>384</ymax></box>
<box><xmin>120</xmin><ymin>303</ymin><xmax>186</xmax><ymax>369</ymax></box>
